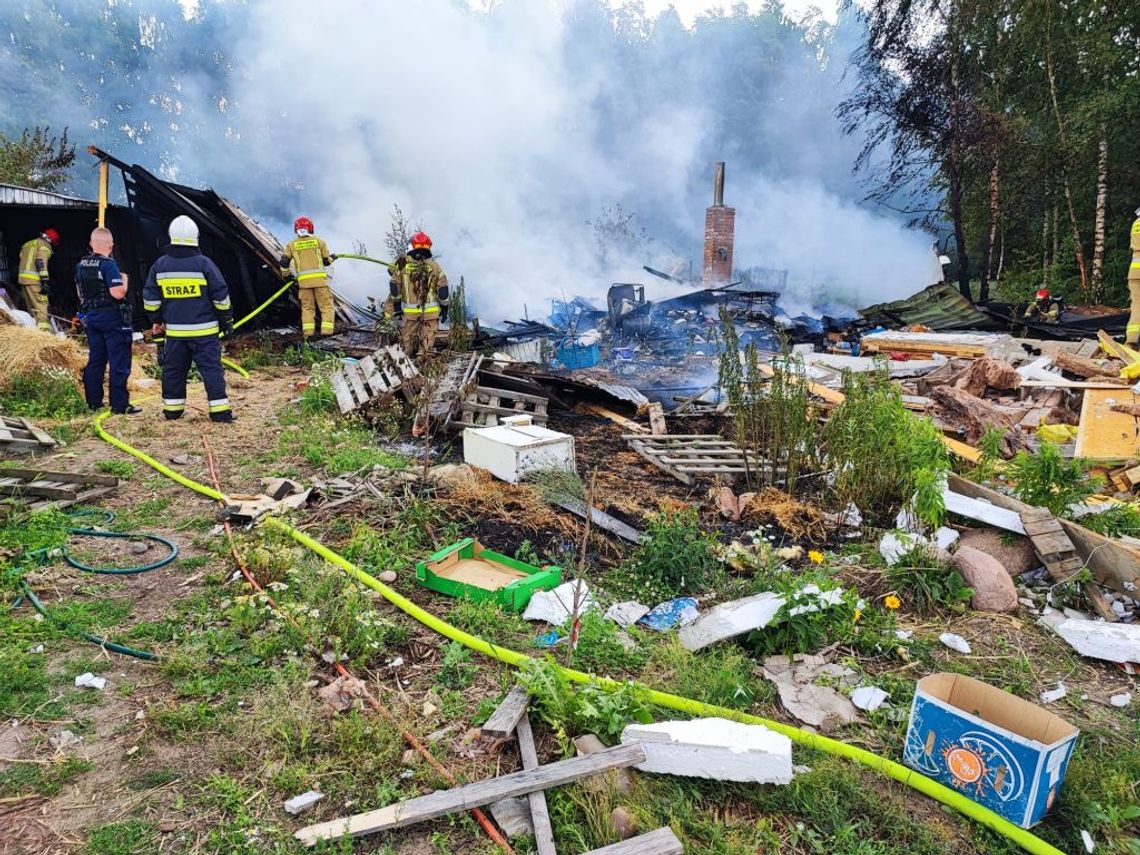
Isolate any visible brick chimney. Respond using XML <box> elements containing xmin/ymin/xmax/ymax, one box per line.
<box><xmin>702</xmin><ymin>161</ymin><xmax>735</xmax><ymax>285</ymax></box>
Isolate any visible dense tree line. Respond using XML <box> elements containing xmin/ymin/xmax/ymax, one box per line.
<box><xmin>843</xmin><ymin>0</ymin><xmax>1140</xmax><ymax>306</ymax></box>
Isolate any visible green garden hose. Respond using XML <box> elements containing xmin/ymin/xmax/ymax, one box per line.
<box><xmin>91</xmin><ymin>411</ymin><xmax>1066</xmax><ymax>855</ymax></box>
<box><xmin>10</xmin><ymin>509</ymin><xmax>178</xmax><ymax>661</ymax></box>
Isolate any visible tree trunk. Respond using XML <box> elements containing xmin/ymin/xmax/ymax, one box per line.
<box><xmin>979</xmin><ymin>156</ymin><xmax>1000</xmax><ymax>303</ymax></box>
<box><xmin>1091</xmin><ymin>127</ymin><xmax>1108</xmax><ymax>303</ymax></box>
<box><xmin>949</xmin><ymin>47</ymin><xmax>971</xmax><ymax>302</ymax></box>
<box><xmin>996</xmin><ymin>229</ymin><xmax>1005</xmax><ymax>280</ymax></box>
<box><xmin>1045</xmin><ymin>48</ymin><xmax>1089</xmax><ymax>296</ymax></box>
<box><xmin>1042</xmin><ymin>204</ymin><xmax>1050</xmax><ymax>287</ymax></box>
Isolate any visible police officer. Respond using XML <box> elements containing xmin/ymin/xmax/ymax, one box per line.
<box><xmin>76</xmin><ymin>228</ymin><xmax>140</xmax><ymax>414</ymax></box>
<box><xmin>18</xmin><ymin>228</ymin><xmax>60</xmax><ymax>330</ymax></box>
<box><xmin>142</xmin><ymin>216</ymin><xmax>235</xmax><ymax>423</ymax></box>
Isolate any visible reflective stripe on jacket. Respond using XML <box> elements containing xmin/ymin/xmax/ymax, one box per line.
<box><xmin>283</xmin><ymin>235</ymin><xmax>332</xmax><ymax>287</ymax></box>
<box><xmin>143</xmin><ymin>246</ymin><xmax>231</xmax><ymax>337</ymax></box>
<box><xmin>18</xmin><ymin>238</ymin><xmax>52</xmax><ymax>285</ymax></box>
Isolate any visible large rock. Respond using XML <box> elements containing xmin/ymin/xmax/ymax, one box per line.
<box><xmin>957</xmin><ymin>528</ymin><xmax>1037</xmax><ymax>576</ymax></box>
<box><xmin>951</xmin><ymin>545</ymin><xmax>1018</xmax><ymax>612</ymax></box>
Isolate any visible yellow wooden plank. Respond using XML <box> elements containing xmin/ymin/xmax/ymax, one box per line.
<box><xmin>1074</xmin><ymin>388</ymin><xmax>1140</xmax><ymax>460</ymax></box>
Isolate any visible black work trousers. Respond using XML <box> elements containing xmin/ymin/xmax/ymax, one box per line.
<box><xmin>161</xmin><ymin>335</ymin><xmax>231</xmax><ymax>421</ymax></box>
<box><xmin>82</xmin><ymin>308</ymin><xmax>133</xmax><ymax>412</ymax></box>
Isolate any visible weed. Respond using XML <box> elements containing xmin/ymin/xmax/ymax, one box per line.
<box><xmin>566</xmin><ymin>610</ymin><xmax>646</xmax><ymax>675</ymax></box>
<box><xmin>0</xmin><ymin>368</ymin><xmax>88</xmax><ymax>419</ymax></box>
<box><xmin>824</xmin><ymin>367</ymin><xmax>951</xmax><ymax>528</ymax></box>
<box><xmin>94</xmin><ymin>458</ymin><xmax>135</xmax><ymax>478</ymax></box>
<box><xmin>0</xmin><ymin>756</ymin><xmax>92</xmax><ymax>797</ymax></box>
<box><xmin>300</xmin><ymin>378</ymin><xmax>337</xmax><ymax>415</ymax></box>
<box><xmin>446</xmin><ymin>598</ymin><xmax>530</xmax><ymax>647</ymax></box>
<box><xmin>643</xmin><ymin>638</ymin><xmax>768</xmax><ymax>708</ymax></box>
<box><xmin>629</xmin><ymin>507</ymin><xmax>719</xmax><ymax>595</ymax></box>
<box><xmin>514</xmin><ymin>539</ymin><xmax>541</xmax><ymax>566</ymax></box>
<box><xmin>282</xmin><ymin>342</ymin><xmax>336</xmax><ymax>367</ymax></box>
<box><xmin>436</xmin><ymin>641</ymin><xmax>477</xmax><ymax>689</ymax></box>
<box><xmin>1006</xmin><ymin>440</ymin><xmax>1098</xmax><ymax>517</ymax></box>
<box><xmin>744</xmin><ymin>581</ymin><xmax>863</xmax><ymax>657</ymax></box>
<box><xmin>85</xmin><ymin>820</ymin><xmax>158</xmax><ymax>855</ymax></box>
<box><xmin>885</xmin><ymin>547</ymin><xmax>973</xmax><ymax>613</ymax></box>
<box><xmin>1081</xmin><ymin>504</ymin><xmax>1140</xmax><ymax>538</ymax></box>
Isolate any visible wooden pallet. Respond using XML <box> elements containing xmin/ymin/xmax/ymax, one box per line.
<box><xmin>423</xmin><ymin>354</ymin><xmax>483</xmax><ymax>428</ymax></box>
<box><xmin>1020</xmin><ymin>507</ymin><xmax>1116</xmax><ymax>621</ymax></box>
<box><xmin>623</xmin><ymin>434</ymin><xmax>766</xmax><ymax>485</ymax></box>
<box><xmin>0</xmin><ymin>416</ymin><xmax>58</xmax><ymax>455</ymax></box>
<box><xmin>0</xmin><ymin>467</ymin><xmax>119</xmax><ymax>521</ymax></box>
<box><xmin>456</xmin><ymin>386</ymin><xmax>549</xmax><ymax>428</ymax></box>
<box><xmin>329</xmin><ymin>345</ymin><xmax>421</xmax><ymax>413</ymax></box>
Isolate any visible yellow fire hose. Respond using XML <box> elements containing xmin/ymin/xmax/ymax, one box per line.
<box><xmin>92</xmin><ymin>410</ymin><xmax>1065</xmax><ymax>855</ymax></box>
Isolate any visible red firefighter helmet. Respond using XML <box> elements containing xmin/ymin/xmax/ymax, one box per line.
<box><xmin>42</xmin><ymin>228</ymin><xmax>60</xmax><ymax>245</ymax></box>
<box><xmin>293</xmin><ymin>216</ymin><xmax>314</xmax><ymax>234</ymax></box>
<box><xmin>410</xmin><ymin>231</ymin><xmax>432</xmax><ymax>250</ymax></box>
<box><xmin>1035</xmin><ymin>288</ymin><xmax>1050</xmax><ymax>301</ymax></box>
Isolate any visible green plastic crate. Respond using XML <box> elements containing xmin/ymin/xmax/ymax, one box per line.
<box><xmin>415</xmin><ymin>538</ymin><xmax>562</xmax><ymax>612</ymax></box>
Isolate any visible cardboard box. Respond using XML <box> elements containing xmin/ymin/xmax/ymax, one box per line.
<box><xmin>903</xmin><ymin>673</ymin><xmax>1079</xmax><ymax>827</ymax></box>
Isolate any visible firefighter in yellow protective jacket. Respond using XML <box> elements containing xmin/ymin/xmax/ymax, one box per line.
<box><xmin>387</xmin><ymin>230</ymin><xmax>448</xmax><ymax>360</ymax></box>
<box><xmin>281</xmin><ymin>216</ymin><xmax>335</xmax><ymax>338</ymax></box>
<box><xmin>17</xmin><ymin>228</ymin><xmax>60</xmax><ymax>330</ymax></box>
<box><xmin>1127</xmin><ymin>207</ymin><xmax>1140</xmax><ymax>345</ymax></box>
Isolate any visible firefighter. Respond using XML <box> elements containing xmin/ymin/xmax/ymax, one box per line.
<box><xmin>1128</xmin><ymin>206</ymin><xmax>1140</xmax><ymax>345</ymax></box>
<box><xmin>281</xmin><ymin>216</ymin><xmax>335</xmax><ymax>338</ymax></box>
<box><xmin>1022</xmin><ymin>288</ymin><xmax>1064</xmax><ymax>323</ymax></box>
<box><xmin>76</xmin><ymin>227</ymin><xmax>140</xmax><ymax>415</ymax></box>
<box><xmin>17</xmin><ymin>228</ymin><xmax>60</xmax><ymax>330</ymax></box>
<box><xmin>142</xmin><ymin>216</ymin><xmax>234</xmax><ymax>422</ymax></box>
<box><xmin>387</xmin><ymin>231</ymin><xmax>448</xmax><ymax>360</ymax></box>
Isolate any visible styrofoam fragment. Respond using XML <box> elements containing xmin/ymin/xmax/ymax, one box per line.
<box><xmin>1109</xmin><ymin>692</ymin><xmax>1132</xmax><ymax>708</ymax></box>
<box><xmin>283</xmin><ymin>790</ymin><xmax>324</xmax><ymax>815</ymax></box>
<box><xmin>621</xmin><ymin>717</ymin><xmax>792</xmax><ymax>784</ymax></box>
<box><xmin>939</xmin><ymin>633</ymin><xmax>972</xmax><ymax>654</ymax></box>
<box><xmin>604</xmin><ymin>601</ymin><xmax>650</xmax><ymax>628</ymax></box>
<box><xmin>1053</xmin><ymin>618</ymin><xmax>1140</xmax><ymax>664</ymax></box>
<box><xmin>74</xmin><ymin>672</ymin><xmax>106</xmax><ymax>690</ymax></box>
<box><xmin>851</xmin><ymin>686</ymin><xmax>889</xmax><ymax>711</ymax></box>
<box><xmin>1039</xmin><ymin>682</ymin><xmax>1067</xmax><ymax>704</ymax></box>
<box><xmin>1082</xmin><ymin>830</ymin><xmax>1095</xmax><ymax>853</ymax></box>
<box><xmin>678</xmin><ymin>592</ymin><xmax>784</xmax><ymax>652</ymax></box>
<box><xmin>522</xmin><ymin>580</ymin><xmax>593</xmax><ymax>624</ymax></box>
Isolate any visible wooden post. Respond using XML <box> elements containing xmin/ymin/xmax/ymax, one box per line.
<box><xmin>97</xmin><ymin>160</ymin><xmax>109</xmax><ymax>228</ymax></box>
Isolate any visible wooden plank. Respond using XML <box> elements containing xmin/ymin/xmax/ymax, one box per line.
<box><xmin>1097</xmin><ymin>330</ymin><xmax>1140</xmax><ymax>365</ymax></box>
<box><xmin>294</xmin><ymin>743</ymin><xmax>647</xmax><ymax>846</ymax></box>
<box><xmin>647</xmin><ymin>402</ymin><xmax>666</xmax><ymax>436</ymax></box>
<box><xmin>1032</xmin><ymin>531</ymin><xmax>1078</xmax><ymax>556</ymax></box>
<box><xmin>755</xmin><ymin>362</ymin><xmax>845</xmax><ymax>404</ymax></box>
<box><xmin>1020</xmin><ymin>380</ymin><xmax>1127</xmax><ymax>390</ymax></box>
<box><xmin>0</xmin><ymin>468</ymin><xmax>118</xmax><ymax>487</ymax></box>
<box><xmin>515</xmin><ymin>713</ymin><xmax>556</xmax><ymax>855</ymax></box>
<box><xmin>343</xmin><ymin>363</ymin><xmax>370</xmax><ymax>406</ymax></box>
<box><xmin>627</xmin><ymin>439</ymin><xmax>692</xmax><ymax>485</ymax></box>
<box><xmin>0</xmin><ymin>480</ymin><xmax>77</xmax><ymax>500</ymax></box>
<box><xmin>16</xmin><ymin>418</ymin><xmax>55</xmax><ymax>446</ymax></box>
<box><xmin>474</xmin><ymin>386</ymin><xmax>548</xmax><ymax>405</ymax></box>
<box><xmin>579</xmin><ymin>403</ymin><xmax>647</xmax><ymax>434</ymax></box>
<box><xmin>481</xmin><ymin>686</ymin><xmax>530</xmax><ymax>738</ymax></box>
<box><xmin>580</xmin><ymin>828</ymin><xmax>684</xmax><ymax>855</ymax></box>
<box><xmin>1075</xmin><ymin>388</ymin><xmax>1140</xmax><ymax>461</ymax></box>
<box><xmin>555</xmin><ymin>499</ymin><xmax>647</xmax><ymax>545</ymax></box>
<box><xmin>329</xmin><ymin>373</ymin><xmax>355</xmax><ymax>414</ymax></box>
<box><xmin>0</xmin><ymin>424</ymin><xmax>14</xmax><ymax>442</ymax></box>
<box><xmin>358</xmin><ymin>356</ymin><xmax>389</xmax><ymax>397</ymax></box>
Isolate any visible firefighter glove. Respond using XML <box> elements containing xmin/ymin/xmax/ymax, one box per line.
<box><xmin>218</xmin><ymin>310</ymin><xmax>234</xmax><ymax>336</ymax></box>
<box><xmin>388</xmin><ymin>278</ymin><xmax>401</xmax><ymax>299</ymax></box>
<box><xmin>439</xmin><ymin>304</ymin><xmax>449</xmax><ymax>324</ymax></box>
<box><xmin>39</xmin><ymin>280</ymin><xmax>52</xmax><ymax>296</ymax></box>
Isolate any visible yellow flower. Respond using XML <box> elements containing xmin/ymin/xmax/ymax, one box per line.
<box><xmin>807</xmin><ymin>549</ymin><xmax>825</xmax><ymax>565</ymax></box>
<box><xmin>884</xmin><ymin>595</ymin><xmax>901</xmax><ymax>610</ymax></box>
<box><xmin>853</xmin><ymin>608</ymin><xmax>862</xmax><ymax>623</ymax></box>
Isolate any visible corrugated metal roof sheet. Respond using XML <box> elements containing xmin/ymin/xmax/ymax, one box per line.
<box><xmin>0</xmin><ymin>183</ymin><xmax>97</xmax><ymax>208</ymax></box>
<box><xmin>859</xmin><ymin>281</ymin><xmax>998</xmax><ymax>331</ymax></box>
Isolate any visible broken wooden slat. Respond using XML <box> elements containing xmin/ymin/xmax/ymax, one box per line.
<box><xmin>481</xmin><ymin>686</ymin><xmax>531</xmax><ymax>738</ymax></box>
<box><xmin>1020</xmin><ymin>508</ymin><xmax>1118</xmax><ymax>622</ymax></box>
<box><xmin>646</xmin><ymin>402</ymin><xmax>666</xmax><ymax>436</ymax></box>
<box><xmin>343</xmin><ymin>362</ymin><xmax>369</xmax><ymax>405</ymax></box>
<box><xmin>0</xmin><ymin>468</ymin><xmax>118</xmax><ymax>487</ymax></box>
<box><xmin>555</xmin><ymin>499</ymin><xmax>646</xmax><ymax>545</ymax></box>
<box><xmin>580</xmin><ymin>828</ymin><xmax>685</xmax><ymax>855</ymax></box>
<box><xmin>358</xmin><ymin>356</ymin><xmax>389</xmax><ymax>397</ymax></box>
<box><xmin>294</xmin><ymin>743</ymin><xmax>647</xmax><ymax>846</ymax></box>
<box><xmin>515</xmin><ymin>713</ymin><xmax>556</xmax><ymax>855</ymax></box>
<box><xmin>578</xmin><ymin>403</ymin><xmax>647</xmax><ymax>434</ymax></box>
<box><xmin>329</xmin><ymin>373</ymin><xmax>355</xmax><ymax>414</ymax></box>
<box><xmin>0</xmin><ymin>478</ymin><xmax>77</xmax><ymax>500</ymax></box>
<box><xmin>16</xmin><ymin>418</ymin><xmax>56</xmax><ymax>447</ymax></box>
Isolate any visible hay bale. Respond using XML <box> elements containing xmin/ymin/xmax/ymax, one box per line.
<box><xmin>0</xmin><ymin>326</ymin><xmax>84</xmax><ymax>387</ymax></box>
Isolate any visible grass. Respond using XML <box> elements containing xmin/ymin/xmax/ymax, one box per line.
<box><xmin>95</xmin><ymin>458</ymin><xmax>136</xmax><ymax>478</ymax></box>
<box><xmin>0</xmin><ymin>368</ymin><xmax>88</xmax><ymax>419</ymax></box>
<box><xmin>0</xmin><ymin>756</ymin><xmax>93</xmax><ymax>798</ymax></box>
<box><xmin>85</xmin><ymin>820</ymin><xmax>158</xmax><ymax>855</ymax></box>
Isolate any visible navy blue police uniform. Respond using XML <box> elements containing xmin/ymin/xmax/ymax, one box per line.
<box><xmin>142</xmin><ymin>245</ymin><xmax>234</xmax><ymax>422</ymax></box>
<box><xmin>75</xmin><ymin>253</ymin><xmax>134</xmax><ymax>413</ymax></box>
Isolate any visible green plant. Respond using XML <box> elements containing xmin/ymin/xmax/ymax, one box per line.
<box><xmin>885</xmin><ymin>546</ymin><xmax>974</xmax><ymax>613</ymax></box>
<box><xmin>437</xmin><ymin>641</ymin><xmax>477</xmax><ymax>689</ymax></box>
<box><xmin>1006</xmin><ymin>441</ymin><xmax>1098</xmax><ymax>517</ymax></box>
<box><xmin>630</xmin><ymin>507</ymin><xmax>719</xmax><ymax>595</ymax></box>
<box><xmin>94</xmin><ymin>459</ymin><xmax>135</xmax><ymax>478</ymax></box>
<box><xmin>823</xmin><ymin>366</ymin><xmax>951</xmax><ymax>528</ymax></box>
<box><xmin>85</xmin><ymin>820</ymin><xmax>158</xmax><ymax>855</ymax></box>
<box><xmin>300</xmin><ymin>378</ymin><xmax>337</xmax><ymax>415</ymax></box>
<box><xmin>968</xmin><ymin>426</ymin><xmax>1007</xmax><ymax>483</ymax></box>
<box><xmin>567</xmin><ymin>610</ymin><xmax>646</xmax><ymax>675</ymax></box>
<box><xmin>514</xmin><ymin>539</ymin><xmax>541</xmax><ymax>566</ymax></box>
<box><xmin>744</xmin><ymin>581</ymin><xmax>862</xmax><ymax>656</ymax></box>
<box><xmin>1080</xmin><ymin>504</ymin><xmax>1140</xmax><ymax>538</ymax></box>
<box><xmin>0</xmin><ymin>368</ymin><xmax>87</xmax><ymax>419</ymax></box>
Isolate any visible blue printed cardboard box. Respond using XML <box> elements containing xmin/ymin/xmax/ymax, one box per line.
<box><xmin>903</xmin><ymin>673</ymin><xmax>1079</xmax><ymax>828</ymax></box>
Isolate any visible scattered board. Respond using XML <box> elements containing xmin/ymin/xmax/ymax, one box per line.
<box><xmin>1021</xmin><ymin>507</ymin><xmax>1117</xmax><ymax>622</ymax></box>
<box><xmin>624</xmin><ymin>434</ymin><xmax>766</xmax><ymax>485</ymax></box>
<box><xmin>0</xmin><ymin>467</ymin><xmax>118</xmax><ymax>519</ymax></box>
<box><xmin>328</xmin><ymin>345</ymin><xmax>420</xmax><ymax>413</ymax></box>
<box><xmin>423</xmin><ymin>353</ymin><xmax>482</xmax><ymax>428</ymax></box>
<box><xmin>580</xmin><ymin>828</ymin><xmax>685</xmax><ymax>855</ymax></box>
<box><xmin>0</xmin><ymin>416</ymin><xmax>58</xmax><ymax>455</ymax></box>
<box><xmin>456</xmin><ymin>386</ymin><xmax>549</xmax><ymax>428</ymax></box>
<box><xmin>1074</xmin><ymin>388</ymin><xmax>1140</xmax><ymax>461</ymax></box>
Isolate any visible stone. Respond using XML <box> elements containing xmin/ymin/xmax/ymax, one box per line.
<box><xmin>489</xmin><ymin>797</ymin><xmax>533</xmax><ymax>836</ymax></box>
<box><xmin>621</xmin><ymin>718</ymin><xmax>792</xmax><ymax>784</ymax></box>
<box><xmin>952</xmin><ymin>545</ymin><xmax>1018</xmax><ymax>612</ymax></box>
<box><xmin>574</xmin><ymin>733</ymin><xmax>633</xmax><ymax>794</ymax></box>
<box><xmin>1109</xmin><ymin>692</ymin><xmax>1132</xmax><ymax>708</ymax></box>
<box><xmin>130</xmin><ymin>541</ymin><xmax>149</xmax><ymax>555</ymax></box>
<box><xmin>427</xmin><ymin>463</ymin><xmax>478</xmax><ymax>488</ymax></box>
<box><xmin>611</xmin><ymin>806</ymin><xmax>637</xmax><ymax>840</ymax></box>
<box><xmin>713</xmin><ymin>486</ymin><xmax>741</xmax><ymax>521</ymax></box>
<box><xmin>378</xmin><ymin>570</ymin><xmax>398</xmax><ymax>584</ymax></box>
<box><xmin>317</xmin><ymin>675</ymin><xmax>367</xmax><ymax>712</ymax></box>
<box><xmin>957</xmin><ymin>529</ymin><xmax>1037</xmax><ymax>576</ymax></box>
<box><xmin>49</xmin><ymin>729</ymin><xmax>80</xmax><ymax>750</ymax></box>
<box><xmin>283</xmin><ymin>790</ymin><xmax>324</xmax><ymax>815</ymax></box>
